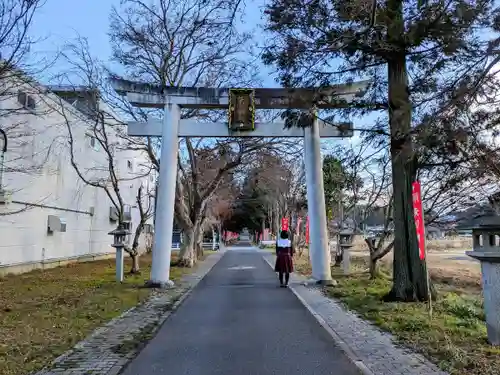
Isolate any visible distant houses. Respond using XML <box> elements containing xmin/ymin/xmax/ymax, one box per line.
<box><xmin>350</xmin><ymin>202</ymin><xmax>494</xmax><ymax>239</ymax></box>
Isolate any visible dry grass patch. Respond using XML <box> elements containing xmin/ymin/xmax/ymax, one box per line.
<box><xmin>351</xmin><ymin>236</ymin><xmax>472</xmax><ymax>252</ymax></box>
<box><xmin>349</xmin><ymin>245</ymin><xmax>481</xmax><ymax>287</ymax></box>
<box><xmin>0</xmin><ymin>251</ymin><xmax>210</xmax><ymax>375</ymax></box>
<box><xmin>294</xmin><ymin>253</ymin><xmax>498</xmax><ymax>375</ymax></box>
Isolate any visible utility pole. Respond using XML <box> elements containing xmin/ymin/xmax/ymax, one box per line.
<box><xmin>0</xmin><ymin>128</ymin><xmax>7</xmax><ymax>192</ymax></box>
<box><xmin>335</xmin><ymin>190</ymin><xmax>344</xmax><ymax>266</ymax></box>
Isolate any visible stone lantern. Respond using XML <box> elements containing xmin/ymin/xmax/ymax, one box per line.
<box><xmin>464</xmin><ymin>215</ymin><xmax>500</xmax><ymax>345</ymax></box>
<box><xmin>109</xmin><ymin>224</ymin><xmax>131</xmax><ymax>282</ymax></box>
<box><xmin>334</xmin><ymin>230</ymin><xmax>354</xmax><ymax>274</ymax></box>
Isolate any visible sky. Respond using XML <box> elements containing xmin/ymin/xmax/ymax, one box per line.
<box><xmin>29</xmin><ymin>0</ymin><xmax>120</xmax><ymax>73</ymax></box>
<box><xmin>28</xmin><ymin>0</ymin><xmax>277</xmax><ymax>86</ymax></box>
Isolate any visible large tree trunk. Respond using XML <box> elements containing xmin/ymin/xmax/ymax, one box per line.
<box><xmin>384</xmin><ymin>0</ymin><xmax>431</xmax><ymax>301</ymax></box>
<box><xmin>130</xmin><ymin>252</ymin><xmax>140</xmax><ymax>274</ymax></box>
<box><xmin>178</xmin><ymin>228</ymin><xmax>195</xmax><ymax>267</ymax></box>
<box><xmin>195</xmin><ymin>222</ymin><xmax>205</xmax><ymax>259</ymax></box>
<box><xmin>369</xmin><ymin>259</ymin><xmax>378</xmax><ymax>279</ymax></box>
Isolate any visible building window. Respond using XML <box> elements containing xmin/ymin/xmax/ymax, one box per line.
<box><xmin>18</xmin><ymin>91</ymin><xmax>27</xmax><ymax>106</ymax></box>
<box><xmin>18</xmin><ymin>91</ymin><xmax>36</xmax><ymax>110</ymax></box>
<box><xmin>87</xmin><ymin>135</ymin><xmax>99</xmax><ymax>151</ymax></box>
<box><xmin>27</xmin><ymin>96</ymin><xmax>36</xmax><ymax>109</ymax></box>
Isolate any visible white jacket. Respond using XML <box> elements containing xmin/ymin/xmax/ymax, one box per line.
<box><xmin>277</xmin><ymin>239</ymin><xmax>291</xmax><ymax>247</ymax></box>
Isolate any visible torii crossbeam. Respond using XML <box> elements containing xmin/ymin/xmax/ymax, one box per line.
<box><xmin>110</xmin><ymin>78</ymin><xmax>369</xmax><ymax>287</ymax></box>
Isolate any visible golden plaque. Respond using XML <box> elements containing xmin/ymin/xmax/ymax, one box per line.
<box><xmin>228</xmin><ymin>89</ymin><xmax>255</xmax><ymax>131</ymax></box>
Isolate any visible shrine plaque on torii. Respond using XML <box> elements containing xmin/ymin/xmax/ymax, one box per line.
<box><xmin>110</xmin><ymin>78</ymin><xmax>368</xmax><ymax>138</ymax></box>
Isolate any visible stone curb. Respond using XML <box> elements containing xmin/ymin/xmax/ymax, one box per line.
<box><xmin>262</xmin><ymin>254</ymin><xmax>374</xmax><ymax>375</ymax></box>
<box><xmin>34</xmin><ymin>250</ymin><xmax>226</xmax><ymax>375</ymax></box>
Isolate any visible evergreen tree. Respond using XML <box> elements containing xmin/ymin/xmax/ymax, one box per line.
<box><xmin>224</xmin><ymin>176</ymin><xmax>269</xmax><ymax>234</ymax></box>
<box><xmin>323</xmin><ymin>155</ymin><xmax>346</xmax><ymax>212</ymax></box>
<box><xmin>263</xmin><ymin>0</ymin><xmax>500</xmax><ymax>301</ymax></box>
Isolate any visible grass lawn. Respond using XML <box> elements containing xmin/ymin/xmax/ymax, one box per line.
<box><xmin>294</xmin><ymin>254</ymin><xmax>500</xmax><ymax>375</ymax></box>
<box><xmin>0</xmin><ymin>251</ymin><xmax>213</xmax><ymax>375</ymax></box>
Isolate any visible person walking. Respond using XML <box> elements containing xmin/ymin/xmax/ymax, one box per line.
<box><xmin>274</xmin><ymin>230</ymin><xmax>295</xmax><ymax>287</ymax></box>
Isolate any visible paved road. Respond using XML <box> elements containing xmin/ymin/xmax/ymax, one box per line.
<box><xmin>121</xmin><ymin>245</ymin><xmax>360</xmax><ymax>375</ymax></box>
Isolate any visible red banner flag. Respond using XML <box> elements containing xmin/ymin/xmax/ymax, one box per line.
<box><xmin>412</xmin><ymin>181</ymin><xmax>426</xmax><ymax>260</ymax></box>
<box><xmin>281</xmin><ymin>217</ymin><xmax>289</xmax><ymax>231</ymax></box>
<box><xmin>305</xmin><ymin>216</ymin><xmax>310</xmax><ymax>244</ymax></box>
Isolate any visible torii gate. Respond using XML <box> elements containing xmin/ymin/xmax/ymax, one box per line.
<box><xmin>110</xmin><ymin>79</ymin><xmax>368</xmax><ymax>287</ymax></box>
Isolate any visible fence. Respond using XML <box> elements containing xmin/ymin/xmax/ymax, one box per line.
<box><xmin>171</xmin><ymin>242</ymin><xmax>218</xmax><ymax>250</ymax></box>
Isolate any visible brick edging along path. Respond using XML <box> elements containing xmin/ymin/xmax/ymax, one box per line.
<box><xmin>34</xmin><ymin>250</ymin><xmax>226</xmax><ymax>375</ymax></box>
<box><xmin>261</xmin><ymin>252</ymin><xmax>449</xmax><ymax>375</ymax></box>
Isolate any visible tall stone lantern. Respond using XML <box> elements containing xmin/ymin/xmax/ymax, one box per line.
<box><xmin>109</xmin><ymin>224</ymin><xmax>131</xmax><ymax>282</ymax></box>
<box><xmin>464</xmin><ymin>213</ymin><xmax>500</xmax><ymax>345</ymax></box>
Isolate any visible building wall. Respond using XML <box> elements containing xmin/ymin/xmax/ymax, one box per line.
<box><xmin>0</xmin><ymin>76</ymin><xmax>155</xmax><ymax>274</ymax></box>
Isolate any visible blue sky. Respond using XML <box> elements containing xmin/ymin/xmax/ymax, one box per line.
<box><xmin>29</xmin><ymin>0</ymin><xmax>277</xmax><ymax>86</ymax></box>
<box><xmin>30</xmin><ymin>0</ymin><xmax>120</xmax><ymax>71</ymax></box>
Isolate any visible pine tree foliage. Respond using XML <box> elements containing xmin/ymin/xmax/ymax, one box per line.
<box><xmin>263</xmin><ymin>0</ymin><xmax>500</xmax><ymax>301</ymax></box>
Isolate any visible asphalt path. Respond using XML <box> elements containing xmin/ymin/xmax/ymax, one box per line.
<box><xmin>121</xmin><ymin>244</ymin><xmax>360</xmax><ymax>375</ymax></box>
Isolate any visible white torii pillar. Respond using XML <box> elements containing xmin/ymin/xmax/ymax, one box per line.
<box><xmin>304</xmin><ymin>118</ymin><xmax>333</xmax><ymax>284</ymax></box>
<box><xmin>148</xmin><ymin>103</ymin><xmax>180</xmax><ymax>287</ymax></box>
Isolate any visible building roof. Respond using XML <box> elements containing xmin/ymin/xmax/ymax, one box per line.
<box><xmin>48</xmin><ymin>85</ymin><xmax>100</xmax><ymax>119</ymax></box>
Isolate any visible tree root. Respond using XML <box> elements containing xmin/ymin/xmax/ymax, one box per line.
<box><xmin>177</xmin><ymin>258</ymin><xmax>195</xmax><ymax>268</ymax></box>
<box><xmin>382</xmin><ymin>288</ymin><xmax>419</xmax><ymax>302</ymax></box>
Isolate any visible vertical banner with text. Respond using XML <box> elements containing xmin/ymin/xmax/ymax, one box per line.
<box><xmin>281</xmin><ymin>217</ymin><xmax>289</xmax><ymax>231</ymax></box>
<box><xmin>412</xmin><ymin>181</ymin><xmax>426</xmax><ymax>260</ymax></box>
<box><xmin>305</xmin><ymin>216</ymin><xmax>310</xmax><ymax>244</ymax></box>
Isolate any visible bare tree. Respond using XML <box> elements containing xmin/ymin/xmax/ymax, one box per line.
<box><xmin>0</xmin><ymin>0</ymin><xmax>54</xmax><ymax>121</ymax></box>
<box><xmin>0</xmin><ymin>1</ymin><xmax>61</xmax><ymax>216</ymax></box>
<box><xmin>60</xmin><ymin>100</ymin><xmax>154</xmax><ymax>273</ymax></box>
<box><xmin>175</xmin><ymin>138</ymin><xmax>300</xmax><ymax>266</ymax></box>
<box><xmin>48</xmin><ymin>39</ymin><xmax>157</xmax><ymax>273</ymax></box>
<box><xmin>131</xmin><ymin>184</ymin><xmax>155</xmax><ymax>269</ymax></box>
<box><xmin>109</xmin><ymin>0</ymin><xmax>251</xmax><ymax>88</ymax></box>
<box><xmin>324</xmin><ymin>141</ymin><xmax>394</xmax><ymax>275</ymax></box>
<box><xmin>107</xmin><ymin>0</ymin><xmax>310</xmax><ymax>267</ymax></box>
<box><xmin>206</xmin><ymin>174</ymin><xmax>238</xmax><ymax>242</ymax></box>
<box><xmin>365</xmin><ymin>198</ymin><xmax>394</xmax><ymax>278</ymax></box>
<box><xmin>0</xmin><ymin>0</ymin><xmax>44</xmax><ymax>73</ymax></box>
<box><xmin>240</xmin><ymin>150</ymin><xmax>307</xmax><ymax>249</ymax></box>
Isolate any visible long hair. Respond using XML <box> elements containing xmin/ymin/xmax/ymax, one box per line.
<box><xmin>280</xmin><ymin>230</ymin><xmax>289</xmax><ymax>239</ymax></box>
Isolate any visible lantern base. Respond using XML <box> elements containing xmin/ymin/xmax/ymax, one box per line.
<box><xmin>144</xmin><ymin>279</ymin><xmax>175</xmax><ymax>289</ymax></box>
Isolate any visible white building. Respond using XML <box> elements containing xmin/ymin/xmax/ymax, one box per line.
<box><xmin>0</xmin><ymin>70</ymin><xmax>155</xmax><ymax>275</ymax></box>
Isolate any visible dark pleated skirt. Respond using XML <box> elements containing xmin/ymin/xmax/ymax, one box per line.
<box><xmin>275</xmin><ymin>253</ymin><xmax>294</xmax><ymax>273</ymax></box>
